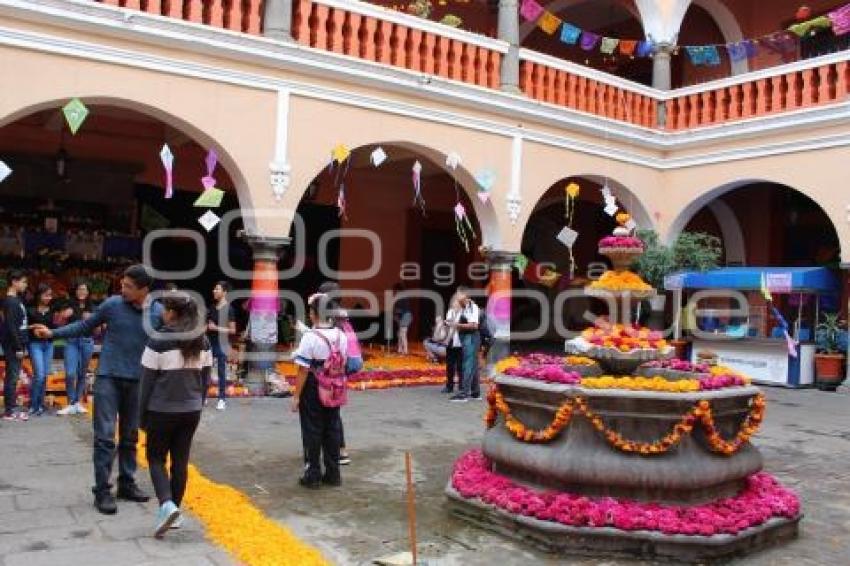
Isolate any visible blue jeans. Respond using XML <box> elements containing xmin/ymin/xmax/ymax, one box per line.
<box><xmin>64</xmin><ymin>337</ymin><xmax>94</xmax><ymax>405</ymax></box>
<box><xmin>2</xmin><ymin>345</ymin><xmax>22</xmax><ymax>415</ymax></box>
<box><xmin>28</xmin><ymin>340</ymin><xmax>54</xmax><ymax>412</ymax></box>
<box><xmin>211</xmin><ymin>339</ymin><xmax>228</xmax><ymax>400</ymax></box>
<box><xmin>92</xmin><ymin>376</ymin><xmax>140</xmax><ymax>494</ymax></box>
<box><xmin>459</xmin><ymin>332</ymin><xmax>480</xmax><ymax>398</ymax></box>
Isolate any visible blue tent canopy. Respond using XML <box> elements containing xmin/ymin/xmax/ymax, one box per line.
<box><xmin>665</xmin><ymin>267</ymin><xmax>840</xmax><ymax>294</ymax></box>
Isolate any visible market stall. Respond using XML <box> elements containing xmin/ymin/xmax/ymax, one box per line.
<box><xmin>666</xmin><ymin>267</ymin><xmax>840</xmax><ymax>388</ymax></box>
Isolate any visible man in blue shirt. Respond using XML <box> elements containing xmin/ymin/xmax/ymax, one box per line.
<box><xmin>34</xmin><ymin>265</ymin><xmax>163</xmax><ymax>514</ymax></box>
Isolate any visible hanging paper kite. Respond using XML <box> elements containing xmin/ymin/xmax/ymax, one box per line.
<box><xmin>332</xmin><ymin>143</ymin><xmax>351</xmax><ymax>164</ymax></box>
<box><xmin>370</xmin><ymin>146</ymin><xmax>387</xmax><ymax>167</ymax></box>
<box><xmin>328</xmin><ymin>143</ymin><xmax>353</xmax><ymax>218</ymax></box>
<box><xmin>600</xmin><ymin>37</ymin><xmax>620</xmax><ymax>55</ymax></box>
<box><xmin>564</xmin><ymin>182</ymin><xmax>580</xmax><ymax>226</ymax></box>
<box><xmin>62</xmin><ymin>98</ymin><xmax>89</xmax><ymax>135</ymax></box>
<box><xmin>412</xmin><ymin>160</ymin><xmax>426</xmax><ymax>213</ymax></box>
<box><xmin>0</xmin><ymin>160</ymin><xmax>11</xmax><ymax>184</ymax></box>
<box><xmin>198</xmin><ymin>210</ymin><xmax>221</xmax><ymax>232</ymax></box>
<box><xmin>159</xmin><ymin>144</ymin><xmax>174</xmax><ymax>199</ymax></box>
<box><xmin>619</xmin><ymin>39</ymin><xmax>638</xmax><ymax>56</ymax></box>
<box><xmin>475</xmin><ymin>168</ymin><xmax>495</xmax><ymax>205</ymax></box>
<box><xmin>194</xmin><ymin>187</ymin><xmax>225</xmax><ymax>208</ymax></box>
<box><xmin>454</xmin><ymin>202</ymin><xmax>476</xmax><ymax>252</ymax></box>
<box><xmin>580</xmin><ymin>31</ymin><xmax>601</xmax><ymax>51</ymax></box>
<box><xmin>445</xmin><ymin>151</ymin><xmax>461</xmax><ymax>170</ymax></box>
<box><xmin>201</xmin><ymin>148</ymin><xmax>218</xmax><ymax>192</ymax></box>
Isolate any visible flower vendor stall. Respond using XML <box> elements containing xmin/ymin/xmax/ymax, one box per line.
<box><xmin>665</xmin><ymin>267</ymin><xmax>840</xmax><ymax>388</ymax></box>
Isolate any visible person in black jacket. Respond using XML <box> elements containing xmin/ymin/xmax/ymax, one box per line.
<box><xmin>2</xmin><ymin>270</ymin><xmax>29</xmax><ymax>421</ymax></box>
<box><xmin>139</xmin><ymin>293</ymin><xmax>211</xmax><ymax>538</ymax></box>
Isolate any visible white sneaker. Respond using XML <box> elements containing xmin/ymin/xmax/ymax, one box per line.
<box><xmin>74</xmin><ymin>403</ymin><xmax>88</xmax><ymax>414</ymax></box>
<box><xmin>169</xmin><ymin>514</ymin><xmax>184</xmax><ymax>529</ymax></box>
<box><xmin>56</xmin><ymin>405</ymin><xmax>76</xmax><ymax>416</ymax></box>
<box><xmin>216</xmin><ymin>399</ymin><xmax>226</xmax><ymax>411</ymax></box>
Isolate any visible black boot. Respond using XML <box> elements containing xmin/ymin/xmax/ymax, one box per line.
<box><xmin>94</xmin><ymin>491</ymin><xmax>118</xmax><ymax>515</ymax></box>
<box><xmin>117</xmin><ymin>483</ymin><xmax>150</xmax><ymax>502</ymax></box>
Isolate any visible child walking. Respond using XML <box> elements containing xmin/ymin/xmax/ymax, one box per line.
<box><xmin>139</xmin><ymin>294</ymin><xmax>212</xmax><ymax>538</ymax></box>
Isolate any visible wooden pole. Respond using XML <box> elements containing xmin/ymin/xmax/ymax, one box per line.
<box><xmin>405</xmin><ymin>451</ymin><xmax>418</xmax><ymax>566</ymax></box>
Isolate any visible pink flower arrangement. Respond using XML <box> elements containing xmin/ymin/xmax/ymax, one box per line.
<box><xmin>698</xmin><ymin>374</ymin><xmax>748</xmax><ymax>391</ymax></box>
<box><xmin>504</xmin><ymin>364</ymin><xmax>582</xmax><ymax>385</ymax></box>
<box><xmin>451</xmin><ymin>450</ymin><xmax>800</xmax><ymax>536</ymax></box>
<box><xmin>644</xmin><ymin>359</ymin><xmax>711</xmax><ymax>373</ymax></box>
<box><xmin>520</xmin><ymin>353</ymin><xmax>566</xmax><ymax>366</ymax></box>
<box><xmin>599</xmin><ymin>236</ymin><xmax>644</xmax><ymax>249</ymax></box>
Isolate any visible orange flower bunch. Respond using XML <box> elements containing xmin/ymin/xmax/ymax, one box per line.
<box><xmin>493</xmin><ymin>356</ymin><xmax>521</xmax><ymax>374</ymax></box>
<box><xmin>581</xmin><ymin>375</ymin><xmax>701</xmax><ymax>393</ymax></box>
<box><xmin>487</xmin><ymin>388</ymin><xmax>574</xmax><ymax>442</ymax></box>
<box><xmin>486</xmin><ymin>386</ymin><xmax>765</xmax><ymax>456</ymax></box>
<box><xmin>588</xmin><ymin>270</ymin><xmax>652</xmax><ymax>292</ymax></box>
<box><xmin>580</xmin><ymin>323</ymin><xmax>668</xmax><ymax>351</ymax></box>
<box><xmin>564</xmin><ymin>355</ymin><xmax>596</xmax><ymax>366</ymax></box>
<box><xmin>696</xmin><ymin>395</ymin><xmax>766</xmax><ymax>455</ymax></box>
<box><xmin>349</xmin><ymin>376</ymin><xmax>444</xmax><ymax>390</ymax></box>
<box><xmin>615</xmin><ymin>212</ymin><xmax>631</xmax><ymax>226</ymax></box>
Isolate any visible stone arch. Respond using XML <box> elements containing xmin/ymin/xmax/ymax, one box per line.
<box><xmin>665</xmin><ymin>179</ymin><xmax>842</xmax><ymax>263</ymax></box>
<box><xmin>291</xmin><ymin>140</ymin><xmax>503</xmax><ymax>249</ymax></box>
<box><xmin>519</xmin><ymin>0</ymin><xmax>641</xmax><ymax>44</ymax></box>
<box><xmin>690</xmin><ymin>0</ymin><xmax>748</xmax><ymax>75</ymax></box>
<box><xmin>0</xmin><ymin>96</ymin><xmax>257</xmax><ymax>230</ymax></box>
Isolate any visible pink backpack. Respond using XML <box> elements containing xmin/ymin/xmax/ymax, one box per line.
<box><xmin>311</xmin><ymin>330</ymin><xmax>348</xmax><ymax>408</ymax></box>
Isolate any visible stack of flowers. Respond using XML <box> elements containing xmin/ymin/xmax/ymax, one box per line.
<box><xmin>579</xmin><ymin>374</ymin><xmax>749</xmax><ymax>393</ymax></box>
<box><xmin>579</xmin><ymin>324</ymin><xmax>669</xmax><ymax>353</ymax></box>
<box><xmin>581</xmin><ymin>375</ymin><xmax>701</xmax><ymax>393</ymax></box>
<box><xmin>598</xmin><ymin>235</ymin><xmax>645</xmax><ymax>251</ymax></box>
<box><xmin>565</xmin><ymin>355</ymin><xmax>596</xmax><ymax>366</ymax></box>
<box><xmin>643</xmin><ymin>359</ymin><xmax>711</xmax><ymax>374</ymax></box>
<box><xmin>451</xmin><ymin>450</ymin><xmax>800</xmax><ymax>536</ymax></box>
<box><xmin>504</xmin><ymin>364</ymin><xmax>581</xmax><ymax>385</ymax></box>
<box><xmin>698</xmin><ymin>374</ymin><xmax>750</xmax><ymax>390</ymax></box>
<box><xmin>587</xmin><ymin>270</ymin><xmax>653</xmax><ymax>292</ymax></box>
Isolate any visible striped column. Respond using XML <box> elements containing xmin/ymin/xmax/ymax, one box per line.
<box><xmin>243</xmin><ymin>234</ymin><xmax>290</xmax><ymax>395</ymax></box>
<box><xmin>485</xmin><ymin>251</ymin><xmax>517</xmax><ymax>374</ymax></box>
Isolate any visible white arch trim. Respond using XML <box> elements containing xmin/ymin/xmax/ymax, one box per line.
<box><xmin>707</xmin><ymin>199</ymin><xmax>746</xmax><ymax>265</ymax></box>
<box><xmin>665</xmin><ymin>179</ymin><xmax>842</xmax><ymax>262</ymax></box>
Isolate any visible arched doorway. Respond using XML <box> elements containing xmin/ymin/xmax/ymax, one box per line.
<box><xmin>288</xmin><ymin>142</ymin><xmax>490</xmax><ymax>345</ymax></box>
<box><xmin>517</xmin><ymin>175</ymin><xmax>651</xmax><ymax>343</ymax></box>
<box><xmin>672</xmin><ymin>181</ymin><xmax>841</xmax><ymax>269</ymax></box>
<box><xmin>0</xmin><ymin>101</ymin><xmax>253</xmax><ymax>305</ymax></box>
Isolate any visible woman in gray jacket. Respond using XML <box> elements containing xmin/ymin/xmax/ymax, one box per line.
<box><xmin>139</xmin><ymin>294</ymin><xmax>212</xmax><ymax>538</ymax></box>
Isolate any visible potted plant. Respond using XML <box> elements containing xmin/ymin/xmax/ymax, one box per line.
<box><xmin>814</xmin><ymin>312</ymin><xmax>847</xmax><ymax>391</ymax></box>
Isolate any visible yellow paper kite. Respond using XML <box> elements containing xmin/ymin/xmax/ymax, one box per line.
<box><xmin>331</xmin><ymin>144</ymin><xmax>351</xmax><ymax>164</ymax></box>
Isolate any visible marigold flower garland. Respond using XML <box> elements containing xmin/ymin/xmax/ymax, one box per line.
<box><xmin>485</xmin><ymin>387</ymin><xmax>766</xmax><ymax>456</ymax></box>
<box><xmin>451</xmin><ymin>450</ymin><xmax>800</xmax><ymax>537</ymax></box>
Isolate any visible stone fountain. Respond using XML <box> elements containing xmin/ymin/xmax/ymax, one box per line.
<box><xmin>446</xmin><ymin>223</ymin><xmax>801</xmax><ymax>562</ymax></box>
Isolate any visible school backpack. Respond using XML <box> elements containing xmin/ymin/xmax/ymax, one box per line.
<box><xmin>311</xmin><ymin>329</ymin><xmax>348</xmax><ymax>408</ymax></box>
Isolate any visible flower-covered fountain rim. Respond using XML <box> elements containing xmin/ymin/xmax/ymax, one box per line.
<box><xmin>495</xmin><ymin>375</ymin><xmax>762</xmax><ymax>400</ymax></box>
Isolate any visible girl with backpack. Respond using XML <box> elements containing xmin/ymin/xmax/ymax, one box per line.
<box><xmin>139</xmin><ymin>294</ymin><xmax>212</xmax><ymax>537</ymax></box>
<box><xmin>292</xmin><ymin>293</ymin><xmax>348</xmax><ymax>489</ymax></box>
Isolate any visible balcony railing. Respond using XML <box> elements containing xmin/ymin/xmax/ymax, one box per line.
<box><xmin>95</xmin><ymin>0</ymin><xmax>264</xmax><ymax>35</ymax></box>
<box><xmin>89</xmin><ymin>0</ymin><xmax>850</xmax><ymax>132</ymax></box>
<box><xmin>292</xmin><ymin>0</ymin><xmax>507</xmax><ymax>89</ymax></box>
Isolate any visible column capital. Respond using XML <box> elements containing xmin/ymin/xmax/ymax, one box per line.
<box><xmin>238</xmin><ymin>231</ymin><xmax>291</xmax><ymax>261</ymax></box>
